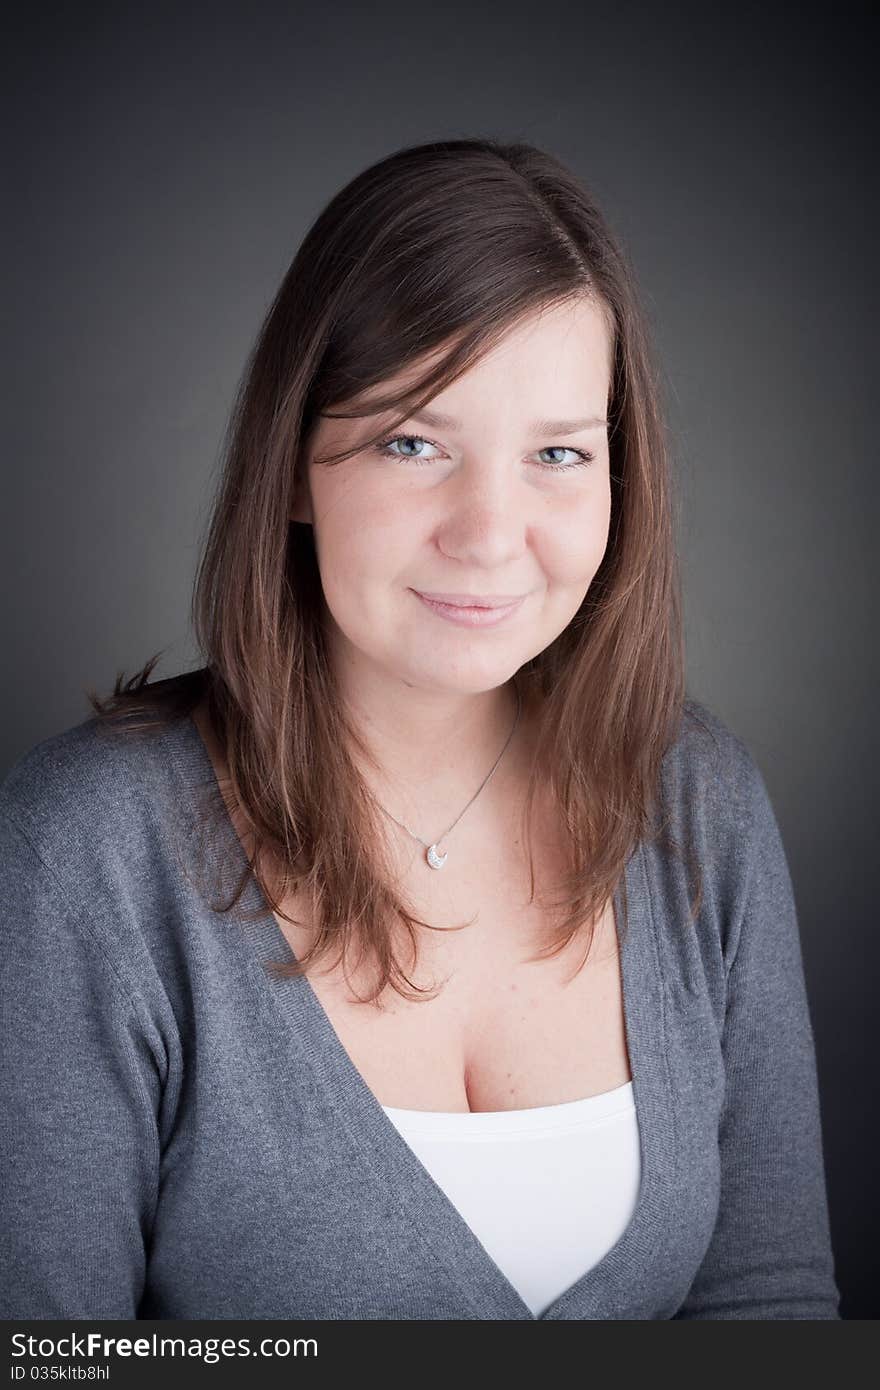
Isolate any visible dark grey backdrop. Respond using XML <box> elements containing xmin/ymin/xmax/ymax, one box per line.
<box><xmin>3</xmin><ymin>1</ymin><xmax>876</xmax><ymax>1317</ymax></box>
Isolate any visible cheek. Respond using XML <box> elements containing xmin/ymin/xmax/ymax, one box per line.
<box><xmin>538</xmin><ymin>494</ymin><xmax>611</xmax><ymax>586</ymax></box>
<box><xmin>312</xmin><ymin>486</ymin><xmax>411</xmax><ymax>611</ymax></box>
<box><xmin>313</xmin><ymin>478</ymin><xmax>401</xmax><ymax>553</ymax></box>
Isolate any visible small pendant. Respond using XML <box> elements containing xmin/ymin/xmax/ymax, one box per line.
<box><xmin>426</xmin><ymin>843</ymin><xmax>448</xmax><ymax>869</ymax></box>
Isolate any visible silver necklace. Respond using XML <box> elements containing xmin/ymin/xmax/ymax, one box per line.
<box><xmin>374</xmin><ymin>683</ymin><xmax>523</xmax><ymax>869</ymax></box>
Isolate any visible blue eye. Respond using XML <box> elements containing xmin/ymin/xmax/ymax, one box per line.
<box><xmin>373</xmin><ymin>435</ymin><xmax>595</xmax><ymax>472</ymax></box>
<box><xmin>375</xmin><ymin>435</ymin><xmax>441</xmax><ymax>463</ymax></box>
<box><xmin>535</xmin><ymin>446</ymin><xmax>595</xmax><ymax>471</ymax></box>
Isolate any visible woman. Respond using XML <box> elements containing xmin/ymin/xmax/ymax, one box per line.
<box><xmin>0</xmin><ymin>138</ymin><xmax>840</xmax><ymax>1319</ymax></box>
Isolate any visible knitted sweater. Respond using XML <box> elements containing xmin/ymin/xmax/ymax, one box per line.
<box><xmin>0</xmin><ymin>699</ymin><xmax>841</xmax><ymax>1319</ymax></box>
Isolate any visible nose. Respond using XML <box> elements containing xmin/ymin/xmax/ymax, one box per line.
<box><xmin>433</xmin><ymin>466</ymin><xmax>528</xmax><ymax>568</ymax></box>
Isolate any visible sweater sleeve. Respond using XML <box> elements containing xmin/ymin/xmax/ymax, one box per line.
<box><xmin>672</xmin><ymin>757</ymin><xmax>841</xmax><ymax>1319</ymax></box>
<box><xmin>0</xmin><ymin>811</ymin><xmax>161</xmax><ymax>1319</ymax></box>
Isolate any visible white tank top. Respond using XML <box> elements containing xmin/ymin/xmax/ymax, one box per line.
<box><xmin>382</xmin><ymin>1080</ymin><xmax>640</xmax><ymax>1317</ymax></box>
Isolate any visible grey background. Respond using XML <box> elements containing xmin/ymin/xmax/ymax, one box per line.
<box><xmin>3</xmin><ymin>1</ymin><xmax>876</xmax><ymax>1316</ymax></box>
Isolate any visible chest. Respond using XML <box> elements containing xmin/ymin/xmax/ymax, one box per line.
<box><xmin>271</xmin><ymin>852</ymin><xmax>632</xmax><ymax>1114</ymax></box>
<box><xmin>192</xmin><ymin>699</ymin><xmax>632</xmax><ymax>1114</ymax></box>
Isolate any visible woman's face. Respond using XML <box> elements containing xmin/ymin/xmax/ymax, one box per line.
<box><xmin>293</xmin><ymin>296</ymin><xmax>614</xmax><ymax>699</ymax></box>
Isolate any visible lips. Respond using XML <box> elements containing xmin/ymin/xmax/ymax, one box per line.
<box><xmin>412</xmin><ymin>590</ymin><xmax>526</xmax><ymax>627</ymax></box>
<box><xmin>413</xmin><ymin>591</ymin><xmax>524</xmax><ymax>609</ymax></box>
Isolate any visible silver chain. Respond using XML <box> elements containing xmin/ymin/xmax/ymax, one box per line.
<box><xmin>373</xmin><ymin>682</ymin><xmax>523</xmax><ymax>869</ymax></box>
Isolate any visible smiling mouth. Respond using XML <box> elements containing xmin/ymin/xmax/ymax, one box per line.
<box><xmin>411</xmin><ymin>590</ymin><xmax>526</xmax><ymax>627</ymax></box>
<box><xmin>411</xmin><ymin>590</ymin><xmax>526</xmax><ymax>609</ymax></box>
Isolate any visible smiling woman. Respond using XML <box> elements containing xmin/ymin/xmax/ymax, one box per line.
<box><xmin>0</xmin><ymin>137</ymin><xmax>840</xmax><ymax>1320</ymax></box>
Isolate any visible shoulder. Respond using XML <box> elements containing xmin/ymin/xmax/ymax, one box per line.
<box><xmin>643</xmin><ymin>696</ymin><xmax>799</xmax><ymax>998</ymax></box>
<box><xmin>659</xmin><ymin>695</ymin><xmax>772</xmax><ymax>855</ymax></box>
<box><xmin>0</xmin><ymin>713</ymin><xmax>185</xmax><ymax>879</ymax></box>
<box><xmin>666</xmin><ymin>695</ymin><xmax>761</xmax><ymax>793</ymax></box>
<box><xmin>0</xmin><ymin>712</ymin><xmax>206</xmax><ymax>1006</ymax></box>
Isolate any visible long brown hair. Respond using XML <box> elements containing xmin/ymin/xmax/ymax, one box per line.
<box><xmin>88</xmin><ymin>136</ymin><xmax>704</xmax><ymax>1005</ymax></box>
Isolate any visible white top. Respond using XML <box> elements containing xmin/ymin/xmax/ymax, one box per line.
<box><xmin>382</xmin><ymin>1080</ymin><xmax>640</xmax><ymax>1317</ymax></box>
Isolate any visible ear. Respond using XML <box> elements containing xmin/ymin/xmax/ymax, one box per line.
<box><xmin>290</xmin><ymin>466</ymin><xmax>313</xmax><ymax>525</ymax></box>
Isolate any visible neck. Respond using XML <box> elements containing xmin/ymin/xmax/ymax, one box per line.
<box><xmin>340</xmin><ymin>675</ymin><xmax>532</xmax><ymax>829</ymax></box>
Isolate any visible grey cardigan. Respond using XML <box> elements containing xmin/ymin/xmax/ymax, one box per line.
<box><xmin>0</xmin><ymin>698</ymin><xmax>841</xmax><ymax>1319</ymax></box>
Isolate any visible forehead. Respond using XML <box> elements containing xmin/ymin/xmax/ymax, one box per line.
<box><xmin>324</xmin><ymin>296</ymin><xmax>613</xmax><ymax>433</ymax></box>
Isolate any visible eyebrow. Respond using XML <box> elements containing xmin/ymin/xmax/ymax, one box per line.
<box><xmin>406</xmin><ymin>408</ymin><xmax>608</xmax><ymax>434</ymax></box>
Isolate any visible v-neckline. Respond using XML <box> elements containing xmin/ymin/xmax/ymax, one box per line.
<box><xmin>165</xmin><ymin>709</ymin><xmax>678</xmax><ymax>1321</ymax></box>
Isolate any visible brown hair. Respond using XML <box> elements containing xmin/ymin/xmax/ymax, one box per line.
<box><xmin>88</xmin><ymin>136</ymin><xmax>703</xmax><ymax>1005</ymax></box>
